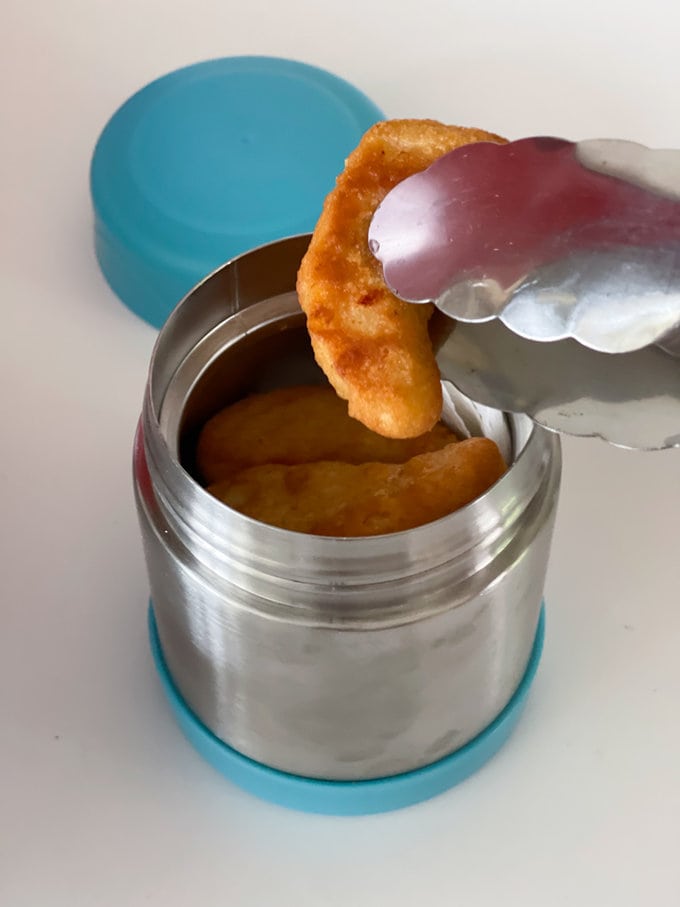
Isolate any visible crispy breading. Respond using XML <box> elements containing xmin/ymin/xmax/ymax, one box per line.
<box><xmin>196</xmin><ymin>385</ymin><xmax>458</xmax><ymax>483</ymax></box>
<box><xmin>208</xmin><ymin>438</ymin><xmax>506</xmax><ymax>537</ymax></box>
<box><xmin>297</xmin><ymin>119</ymin><xmax>505</xmax><ymax>439</ymax></box>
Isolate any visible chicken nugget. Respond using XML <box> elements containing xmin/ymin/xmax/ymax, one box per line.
<box><xmin>208</xmin><ymin>438</ymin><xmax>506</xmax><ymax>537</ymax></box>
<box><xmin>196</xmin><ymin>385</ymin><xmax>458</xmax><ymax>483</ymax></box>
<box><xmin>297</xmin><ymin>119</ymin><xmax>505</xmax><ymax>439</ymax></box>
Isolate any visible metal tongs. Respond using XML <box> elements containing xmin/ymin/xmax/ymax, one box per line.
<box><xmin>369</xmin><ymin>137</ymin><xmax>680</xmax><ymax>450</ymax></box>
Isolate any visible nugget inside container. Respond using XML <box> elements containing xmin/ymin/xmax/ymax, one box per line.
<box><xmin>134</xmin><ymin>235</ymin><xmax>561</xmax><ymax>814</ymax></box>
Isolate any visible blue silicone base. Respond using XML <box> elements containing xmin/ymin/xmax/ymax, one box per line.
<box><xmin>148</xmin><ymin>606</ymin><xmax>545</xmax><ymax>815</ymax></box>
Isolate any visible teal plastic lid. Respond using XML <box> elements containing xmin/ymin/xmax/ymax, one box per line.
<box><xmin>90</xmin><ymin>57</ymin><xmax>384</xmax><ymax>328</ymax></box>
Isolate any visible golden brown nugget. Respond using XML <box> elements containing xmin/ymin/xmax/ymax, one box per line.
<box><xmin>297</xmin><ymin>119</ymin><xmax>505</xmax><ymax>440</ymax></box>
<box><xmin>196</xmin><ymin>385</ymin><xmax>458</xmax><ymax>483</ymax></box>
<box><xmin>208</xmin><ymin>438</ymin><xmax>506</xmax><ymax>537</ymax></box>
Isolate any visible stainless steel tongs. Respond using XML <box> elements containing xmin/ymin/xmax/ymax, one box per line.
<box><xmin>369</xmin><ymin>137</ymin><xmax>680</xmax><ymax>449</ymax></box>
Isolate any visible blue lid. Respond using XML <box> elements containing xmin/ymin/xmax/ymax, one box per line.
<box><xmin>148</xmin><ymin>604</ymin><xmax>545</xmax><ymax>815</ymax></box>
<box><xmin>90</xmin><ymin>57</ymin><xmax>384</xmax><ymax>328</ymax></box>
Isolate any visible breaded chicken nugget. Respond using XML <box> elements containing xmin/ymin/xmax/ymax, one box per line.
<box><xmin>196</xmin><ymin>385</ymin><xmax>458</xmax><ymax>483</ymax></box>
<box><xmin>297</xmin><ymin>119</ymin><xmax>505</xmax><ymax>439</ymax></box>
<box><xmin>208</xmin><ymin>438</ymin><xmax>506</xmax><ymax>537</ymax></box>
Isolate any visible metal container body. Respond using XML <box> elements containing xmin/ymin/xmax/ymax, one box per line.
<box><xmin>134</xmin><ymin>235</ymin><xmax>562</xmax><ymax>781</ymax></box>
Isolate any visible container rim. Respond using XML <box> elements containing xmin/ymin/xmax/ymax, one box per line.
<box><xmin>138</xmin><ymin>234</ymin><xmax>561</xmax><ymax>589</ymax></box>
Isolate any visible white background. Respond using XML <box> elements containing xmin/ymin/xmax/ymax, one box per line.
<box><xmin>2</xmin><ymin>1</ymin><xmax>680</xmax><ymax>904</ymax></box>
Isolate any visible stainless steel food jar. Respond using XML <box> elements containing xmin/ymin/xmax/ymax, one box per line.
<box><xmin>134</xmin><ymin>234</ymin><xmax>561</xmax><ymax>784</ymax></box>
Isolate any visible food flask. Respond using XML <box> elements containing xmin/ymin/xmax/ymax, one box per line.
<box><xmin>133</xmin><ymin>234</ymin><xmax>562</xmax><ymax>810</ymax></box>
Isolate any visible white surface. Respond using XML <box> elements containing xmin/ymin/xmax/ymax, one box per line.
<box><xmin>2</xmin><ymin>1</ymin><xmax>680</xmax><ymax>904</ymax></box>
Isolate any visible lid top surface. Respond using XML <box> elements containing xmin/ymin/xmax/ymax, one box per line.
<box><xmin>128</xmin><ymin>66</ymin><xmax>361</xmax><ymax>233</ymax></box>
<box><xmin>90</xmin><ymin>57</ymin><xmax>384</xmax><ymax>326</ymax></box>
